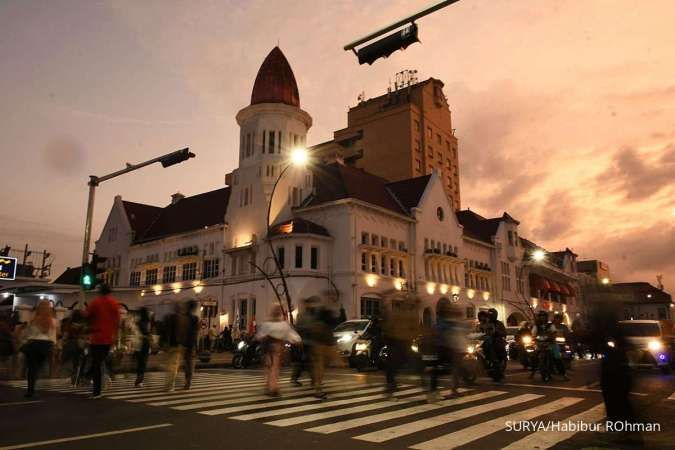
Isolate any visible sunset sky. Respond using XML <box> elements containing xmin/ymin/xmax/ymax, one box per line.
<box><xmin>1</xmin><ymin>0</ymin><xmax>673</xmax><ymax>289</ymax></box>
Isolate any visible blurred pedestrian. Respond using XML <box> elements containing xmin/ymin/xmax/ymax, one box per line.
<box><xmin>256</xmin><ymin>305</ymin><xmax>301</xmax><ymax>396</ymax></box>
<box><xmin>291</xmin><ymin>298</ymin><xmax>317</xmax><ymax>387</ymax></box>
<box><xmin>60</xmin><ymin>309</ymin><xmax>87</xmax><ymax>386</ymax></box>
<box><xmin>219</xmin><ymin>326</ymin><xmax>232</xmax><ymax>351</ymax></box>
<box><xmin>0</xmin><ymin>315</ymin><xmax>15</xmax><ymax>373</ymax></box>
<box><xmin>134</xmin><ymin>307</ymin><xmax>151</xmax><ymax>387</ymax></box>
<box><xmin>588</xmin><ymin>301</ymin><xmax>643</xmax><ymax>446</ymax></box>
<box><xmin>85</xmin><ymin>283</ymin><xmax>120</xmax><ymax>398</ymax></box>
<box><xmin>381</xmin><ymin>300</ymin><xmax>419</xmax><ymax>398</ymax></box>
<box><xmin>428</xmin><ymin>299</ymin><xmax>465</xmax><ymax>402</ymax></box>
<box><xmin>165</xmin><ymin>300</ymin><xmax>199</xmax><ymax>391</ymax></box>
<box><xmin>20</xmin><ymin>300</ymin><xmax>56</xmax><ymax>398</ymax></box>
<box><xmin>311</xmin><ymin>297</ymin><xmax>339</xmax><ymax>398</ymax></box>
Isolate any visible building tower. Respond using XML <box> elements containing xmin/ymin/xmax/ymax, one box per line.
<box><xmin>331</xmin><ymin>77</ymin><xmax>461</xmax><ymax>210</ymax></box>
<box><xmin>224</xmin><ymin>46</ymin><xmax>313</xmax><ymax>251</ymax></box>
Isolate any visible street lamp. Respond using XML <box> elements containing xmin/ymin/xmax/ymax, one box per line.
<box><xmin>260</xmin><ymin>146</ymin><xmax>309</xmax><ymax>324</ymax></box>
<box><xmin>601</xmin><ymin>277</ymin><xmax>610</xmax><ymax>285</ymax></box>
<box><xmin>531</xmin><ymin>249</ymin><xmax>546</xmax><ymax>263</ymax></box>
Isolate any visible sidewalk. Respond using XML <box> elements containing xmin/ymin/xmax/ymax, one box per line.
<box><xmin>0</xmin><ymin>350</ymin><xmax>233</xmax><ymax>381</ymax></box>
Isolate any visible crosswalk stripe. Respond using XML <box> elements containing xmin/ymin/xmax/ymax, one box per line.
<box><xmin>231</xmin><ymin>387</ymin><xmax>423</xmax><ymax>421</ymax></box>
<box><xmin>200</xmin><ymin>384</ymin><xmax>392</xmax><ymax>416</ymax></box>
<box><xmin>151</xmin><ymin>380</ymin><xmax>347</xmax><ymax>406</ymax></box>
<box><xmin>265</xmin><ymin>389</ymin><xmax>465</xmax><ymax>427</ymax></box>
<box><xmin>20</xmin><ymin>374</ymin><xmax>253</xmax><ymax>394</ymax></box>
<box><xmin>354</xmin><ymin>393</ymin><xmax>544</xmax><ymax>443</ymax></box>
<box><xmin>305</xmin><ymin>390</ymin><xmax>507</xmax><ymax>434</ymax></box>
<box><xmin>410</xmin><ymin>397</ymin><xmax>584</xmax><ymax>450</ymax></box>
<box><xmin>60</xmin><ymin>379</ymin><xmax>240</xmax><ymax>396</ymax></box>
<box><xmin>182</xmin><ymin>381</ymin><xmax>372</xmax><ymax>412</ymax></box>
<box><xmin>500</xmin><ymin>403</ymin><xmax>605</xmax><ymax>450</ymax></box>
<box><xmin>668</xmin><ymin>392</ymin><xmax>675</xmax><ymax>401</ymax></box>
<box><xmin>114</xmin><ymin>379</ymin><xmax>268</xmax><ymax>400</ymax></box>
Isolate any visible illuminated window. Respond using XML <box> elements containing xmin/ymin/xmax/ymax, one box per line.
<box><xmin>203</xmin><ymin>259</ymin><xmax>219</xmax><ymax>279</ymax></box>
<box><xmin>129</xmin><ymin>271</ymin><xmax>141</xmax><ymax>286</ymax></box>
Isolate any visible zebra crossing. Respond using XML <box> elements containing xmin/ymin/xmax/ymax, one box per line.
<box><xmin>4</xmin><ymin>370</ymin><xmax>612</xmax><ymax>449</ymax></box>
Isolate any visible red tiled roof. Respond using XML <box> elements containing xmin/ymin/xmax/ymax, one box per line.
<box><xmin>386</xmin><ymin>175</ymin><xmax>431</xmax><ymax>213</ymax></box>
<box><xmin>53</xmin><ymin>266</ymin><xmax>81</xmax><ymax>285</ymax></box>
<box><xmin>122</xmin><ymin>201</ymin><xmax>162</xmax><ymax>237</ymax></box>
<box><xmin>136</xmin><ymin>188</ymin><xmax>230</xmax><ymax>242</ymax></box>
<box><xmin>456</xmin><ymin>210</ymin><xmax>501</xmax><ymax>244</ymax></box>
<box><xmin>306</xmin><ymin>164</ymin><xmax>409</xmax><ymax>215</ymax></box>
<box><xmin>251</xmin><ymin>47</ymin><xmax>300</xmax><ymax>107</ymax></box>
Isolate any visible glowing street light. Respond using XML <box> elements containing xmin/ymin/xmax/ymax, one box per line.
<box><xmin>601</xmin><ymin>277</ymin><xmax>610</xmax><ymax>285</ymax></box>
<box><xmin>531</xmin><ymin>249</ymin><xmax>546</xmax><ymax>262</ymax></box>
<box><xmin>290</xmin><ymin>147</ymin><xmax>309</xmax><ymax>167</ymax></box>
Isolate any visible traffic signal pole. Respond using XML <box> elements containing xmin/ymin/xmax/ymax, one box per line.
<box><xmin>79</xmin><ymin>148</ymin><xmax>195</xmax><ymax>299</ymax></box>
<box><xmin>343</xmin><ymin>0</ymin><xmax>461</xmax><ymax>63</ymax></box>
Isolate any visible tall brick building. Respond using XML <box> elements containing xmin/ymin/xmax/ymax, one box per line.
<box><xmin>315</xmin><ymin>77</ymin><xmax>461</xmax><ymax>210</ymax></box>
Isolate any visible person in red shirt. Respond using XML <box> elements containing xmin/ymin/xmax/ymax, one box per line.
<box><xmin>85</xmin><ymin>283</ymin><xmax>120</xmax><ymax>398</ymax></box>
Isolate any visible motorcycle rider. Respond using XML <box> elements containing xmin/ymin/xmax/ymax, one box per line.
<box><xmin>474</xmin><ymin>309</ymin><xmax>506</xmax><ymax>381</ymax></box>
<box><xmin>550</xmin><ymin>313</ymin><xmax>570</xmax><ymax>381</ymax></box>
<box><xmin>531</xmin><ymin>310</ymin><xmax>569</xmax><ymax>380</ymax></box>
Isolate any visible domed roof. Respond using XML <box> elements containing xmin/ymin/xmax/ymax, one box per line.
<box><xmin>250</xmin><ymin>47</ymin><xmax>300</xmax><ymax>107</ymax></box>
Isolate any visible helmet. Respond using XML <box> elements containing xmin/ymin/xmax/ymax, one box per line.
<box><xmin>477</xmin><ymin>310</ymin><xmax>488</xmax><ymax>321</ymax></box>
<box><xmin>553</xmin><ymin>312</ymin><xmax>563</xmax><ymax>323</ymax></box>
<box><xmin>487</xmin><ymin>308</ymin><xmax>498</xmax><ymax>321</ymax></box>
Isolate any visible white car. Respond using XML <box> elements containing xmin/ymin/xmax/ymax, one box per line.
<box><xmin>333</xmin><ymin>319</ymin><xmax>372</xmax><ymax>357</ymax></box>
<box><xmin>617</xmin><ymin>320</ymin><xmax>674</xmax><ymax>373</ymax></box>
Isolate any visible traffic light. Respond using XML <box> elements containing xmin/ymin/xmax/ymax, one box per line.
<box><xmin>81</xmin><ymin>254</ymin><xmax>107</xmax><ymax>290</ymax></box>
<box><xmin>160</xmin><ymin>148</ymin><xmax>195</xmax><ymax>168</ymax></box>
<box><xmin>91</xmin><ymin>253</ymin><xmax>108</xmax><ymax>288</ymax></box>
<box><xmin>81</xmin><ymin>264</ymin><xmax>94</xmax><ymax>289</ymax></box>
<box><xmin>357</xmin><ymin>23</ymin><xmax>419</xmax><ymax>65</ymax></box>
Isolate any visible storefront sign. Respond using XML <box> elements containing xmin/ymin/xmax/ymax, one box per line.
<box><xmin>0</xmin><ymin>256</ymin><xmax>17</xmax><ymax>280</ymax></box>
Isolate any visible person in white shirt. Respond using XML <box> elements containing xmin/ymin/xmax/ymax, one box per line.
<box><xmin>20</xmin><ymin>300</ymin><xmax>56</xmax><ymax>398</ymax></box>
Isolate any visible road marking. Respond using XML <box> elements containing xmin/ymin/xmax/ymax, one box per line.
<box><xmin>306</xmin><ymin>391</ymin><xmax>507</xmax><ymax>434</ymax></box>
<box><xmin>231</xmin><ymin>387</ymin><xmax>423</xmax><ymax>421</ymax></box>
<box><xmin>265</xmin><ymin>389</ymin><xmax>463</xmax><ymax>427</ymax></box>
<box><xmin>354</xmin><ymin>393</ymin><xmax>543</xmax><ymax>443</ymax></box>
<box><xmin>201</xmin><ymin>385</ymin><xmax>390</xmax><ymax>420</ymax></box>
<box><xmin>0</xmin><ymin>423</ymin><xmax>173</xmax><ymax>450</ymax></box>
<box><xmin>0</xmin><ymin>401</ymin><xmax>43</xmax><ymax>407</ymax></box>
<box><xmin>668</xmin><ymin>392</ymin><xmax>675</xmax><ymax>401</ymax></box>
<box><xmin>118</xmin><ymin>379</ymin><xmax>271</xmax><ymax>401</ymax></box>
<box><xmin>494</xmin><ymin>382</ymin><xmax>649</xmax><ymax>396</ymax></box>
<box><xmin>410</xmin><ymin>396</ymin><xmax>583</xmax><ymax>450</ymax></box>
<box><xmin>191</xmin><ymin>382</ymin><xmax>381</xmax><ymax>413</ymax></box>
<box><xmin>500</xmin><ymin>403</ymin><xmax>605</xmax><ymax>450</ymax></box>
<box><xmin>152</xmin><ymin>379</ymin><xmax>348</xmax><ymax>406</ymax></box>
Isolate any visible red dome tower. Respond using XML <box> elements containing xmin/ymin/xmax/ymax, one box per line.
<box><xmin>250</xmin><ymin>47</ymin><xmax>300</xmax><ymax>107</ymax></box>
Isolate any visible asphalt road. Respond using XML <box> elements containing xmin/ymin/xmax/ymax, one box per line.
<box><xmin>1</xmin><ymin>360</ymin><xmax>674</xmax><ymax>450</ymax></box>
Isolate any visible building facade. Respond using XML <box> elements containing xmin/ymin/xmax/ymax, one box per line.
<box><xmin>86</xmin><ymin>47</ymin><xmax>585</xmax><ymax>332</ymax></box>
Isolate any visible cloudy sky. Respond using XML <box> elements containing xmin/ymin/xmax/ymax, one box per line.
<box><xmin>1</xmin><ymin>0</ymin><xmax>673</xmax><ymax>289</ymax></box>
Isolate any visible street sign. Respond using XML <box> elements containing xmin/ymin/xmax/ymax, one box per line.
<box><xmin>0</xmin><ymin>256</ymin><xmax>17</xmax><ymax>280</ymax></box>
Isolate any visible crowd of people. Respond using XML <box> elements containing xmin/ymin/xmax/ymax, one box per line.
<box><xmin>0</xmin><ymin>286</ymin><xmax>643</xmax><ymax>434</ymax></box>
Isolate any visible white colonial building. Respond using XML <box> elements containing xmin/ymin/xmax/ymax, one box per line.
<box><xmin>90</xmin><ymin>47</ymin><xmax>582</xmax><ymax>332</ymax></box>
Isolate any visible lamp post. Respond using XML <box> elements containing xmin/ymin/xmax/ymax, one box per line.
<box><xmin>257</xmin><ymin>147</ymin><xmax>309</xmax><ymax>324</ymax></box>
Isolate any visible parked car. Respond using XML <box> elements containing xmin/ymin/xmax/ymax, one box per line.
<box><xmin>616</xmin><ymin>320</ymin><xmax>674</xmax><ymax>374</ymax></box>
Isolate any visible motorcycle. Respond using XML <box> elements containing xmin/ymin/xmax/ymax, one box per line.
<box><xmin>351</xmin><ymin>338</ymin><xmax>388</xmax><ymax>371</ymax></box>
<box><xmin>231</xmin><ymin>338</ymin><xmax>264</xmax><ymax>369</ymax></box>
<box><xmin>467</xmin><ymin>332</ymin><xmax>506</xmax><ymax>382</ymax></box>
<box><xmin>533</xmin><ymin>335</ymin><xmax>555</xmax><ymax>382</ymax></box>
<box><xmin>554</xmin><ymin>336</ymin><xmax>574</xmax><ymax>370</ymax></box>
